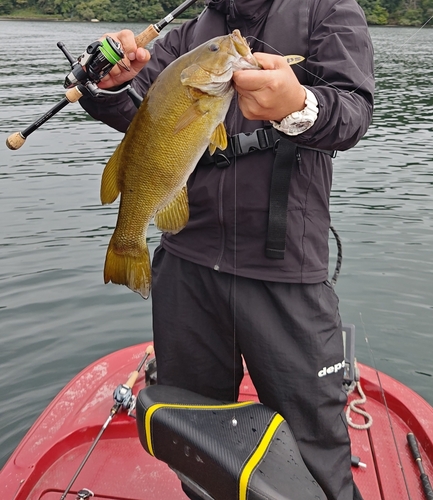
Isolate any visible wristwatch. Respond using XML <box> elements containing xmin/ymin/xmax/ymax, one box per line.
<box><xmin>271</xmin><ymin>87</ymin><xmax>319</xmax><ymax>136</ymax></box>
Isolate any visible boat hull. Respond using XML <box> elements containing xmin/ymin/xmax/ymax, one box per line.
<box><xmin>1</xmin><ymin>342</ymin><xmax>432</xmax><ymax>499</ymax></box>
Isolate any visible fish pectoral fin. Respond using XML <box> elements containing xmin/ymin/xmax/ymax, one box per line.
<box><xmin>284</xmin><ymin>55</ymin><xmax>305</xmax><ymax>65</ymax></box>
<box><xmin>174</xmin><ymin>102</ymin><xmax>205</xmax><ymax>134</ymax></box>
<box><xmin>209</xmin><ymin>122</ymin><xmax>228</xmax><ymax>155</ymax></box>
<box><xmin>154</xmin><ymin>186</ymin><xmax>189</xmax><ymax>234</ymax></box>
<box><xmin>101</xmin><ymin>144</ymin><xmax>122</xmax><ymax>204</ymax></box>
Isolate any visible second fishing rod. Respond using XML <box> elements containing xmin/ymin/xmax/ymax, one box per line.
<box><xmin>6</xmin><ymin>0</ymin><xmax>199</xmax><ymax>151</ymax></box>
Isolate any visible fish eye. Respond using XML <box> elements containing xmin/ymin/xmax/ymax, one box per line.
<box><xmin>208</xmin><ymin>43</ymin><xmax>219</xmax><ymax>52</ymax></box>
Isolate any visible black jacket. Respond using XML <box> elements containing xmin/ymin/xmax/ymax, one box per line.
<box><xmin>81</xmin><ymin>0</ymin><xmax>374</xmax><ymax>283</ymax></box>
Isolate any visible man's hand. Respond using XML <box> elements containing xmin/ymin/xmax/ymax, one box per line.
<box><xmin>98</xmin><ymin>30</ymin><xmax>150</xmax><ymax>89</ymax></box>
<box><xmin>232</xmin><ymin>52</ymin><xmax>306</xmax><ymax>122</ymax></box>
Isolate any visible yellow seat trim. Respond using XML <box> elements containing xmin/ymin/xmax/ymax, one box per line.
<box><xmin>239</xmin><ymin>413</ymin><xmax>285</xmax><ymax>500</ymax></box>
<box><xmin>144</xmin><ymin>400</ymin><xmax>256</xmax><ymax>457</ymax></box>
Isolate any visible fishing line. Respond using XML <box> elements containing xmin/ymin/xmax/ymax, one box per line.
<box><xmin>359</xmin><ymin>313</ymin><xmax>412</xmax><ymax>500</ymax></box>
<box><xmin>232</xmin><ymin>92</ymin><xmax>239</xmax><ymax>412</ymax></box>
<box><xmin>403</xmin><ymin>15</ymin><xmax>433</xmax><ymax>42</ymax></box>
<box><xmin>245</xmin><ymin>35</ymin><xmax>350</xmax><ymax>94</ymax></box>
<box><xmin>351</xmin><ymin>15</ymin><xmax>433</xmax><ymax>96</ymax></box>
<box><xmin>247</xmin><ymin>14</ymin><xmax>433</xmax><ymax>98</ymax></box>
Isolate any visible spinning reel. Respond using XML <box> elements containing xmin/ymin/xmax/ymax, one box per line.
<box><xmin>60</xmin><ymin>36</ymin><xmax>125</xmax><ymax>90</ymax></box>
<box><xmin>6</xmin><ymin>0</ymin><xmax>199</xmax><ymax>151</ymax></box>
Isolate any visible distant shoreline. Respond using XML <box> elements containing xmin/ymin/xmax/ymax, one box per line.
<box><xmin>0</xmin><ymin>16</ymin><xmax>64</xmax><ymax>21</ymax></box>
<box><xmin>0</xmin><ymin>16</ymin><xmax>187</xmax><ymax>23</ymax></box>
<box><xmin>0</xmin><ymin>16</ymin><xmax>423</xmax><ymax>27</ymax></box>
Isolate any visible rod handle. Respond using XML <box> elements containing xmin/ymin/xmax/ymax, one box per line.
<box><xmin>6</xmin><ymin>132</ymin><xmax>26</xmax><ymax>150</ymax></box>
<box><xmin>125</xmin><ymin>370</ymin><xmax>140</xmax><ymax>389</ymax></box>
<box><xmin>125</xmin><ymin>345</ymin><xmax>154</xmax><ymax>388</ymax></box>
<box><xmin>65</xmin><ymin>86</ymin><xmax>83</xmax><ymax>103</ymax></box>
<box><xmin>135</xmin><ymin>24</ymin><xmax>160</xmax><ymax>49</ymax></box>
<box><xmin>407</xmin><ymin>432</ymin><xmax>422</xmax><ymax>461</ymax></box>
<box><xmin>421</xmin><ymin>474</ymin><xmax>433</xmax><ymax>500</ymax></box>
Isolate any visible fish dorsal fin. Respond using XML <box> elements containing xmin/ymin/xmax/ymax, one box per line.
<box><xmin>154</xmin><ymin>186</ymin><xmax>189</xmax><ymax>234</ymax></box>
<box><xmin>209</xmin><ymin>122</ymin><xmax>228</xmax><ymax>155</ymax></box>
<box><xmin>174</xmin><ymin>101</ymin><xmax>205</xmax><ymax>134</ymax></box>
<box><xmin>101</xmin><ymin>144</ymin><xmax>122</xmax><ymax>204</ymax></box>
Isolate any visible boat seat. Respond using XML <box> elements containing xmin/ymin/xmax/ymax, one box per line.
<box><xmin>136</xmin><ymin>385</ymin><xmax>326</xmax><ymax>500</ymax></box>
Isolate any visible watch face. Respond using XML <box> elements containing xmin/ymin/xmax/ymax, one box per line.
<box><xmin>286</xmin><ymin>119</ymin><xmax>314</xmax><ymax>134</ymax></box>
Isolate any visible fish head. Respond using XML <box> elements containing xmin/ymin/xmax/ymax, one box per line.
<box><xmin>180</xmin><ymin>29</ymin><xmax>260</xmax><ymax>96</ymax></box>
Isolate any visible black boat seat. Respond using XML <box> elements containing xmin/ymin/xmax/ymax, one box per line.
<box><xmin>136</xmin><ymin>385</ymin><xmax>326</xmax><ymax>500</ymax></box>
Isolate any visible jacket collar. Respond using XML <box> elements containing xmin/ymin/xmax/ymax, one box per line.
<box><xmin>206</xmin><ymin>0</ymin><xmax>273</xmax><ymax>25</ymax></box>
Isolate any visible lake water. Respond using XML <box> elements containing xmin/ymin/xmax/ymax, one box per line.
<box><xmin>0</xmin><ymin>20</ymin><xmax>432</xmax><ymax>468</ymax></box>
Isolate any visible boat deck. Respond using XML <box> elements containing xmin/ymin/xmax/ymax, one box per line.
<box><xmin>1</xmin><ymin>343</ymin><xmax>432</xmax><ymax>499</ymax></box>
<box><xmin>346</xmin><ymin>364</ymin><xmax>433</xmax><ymax>499</ymax></box>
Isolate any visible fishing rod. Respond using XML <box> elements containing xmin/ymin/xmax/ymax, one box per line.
<box><xmin>361</xmin><ymin>318</ymin><xmax>413</xmax><ymax>500</ymax></box>
<box><xmin>59</xmin><ymin>344</ymin><xmax>154</xmax><ymax>500</ymax></box>
<box><xmin>407</xmin><ymin>432</ymin><xmax>433</xmax><ymax>500</ymax></box>
<box><xmin>6</xmin><ymin>0</ymin><xmax>199</xmax><ymax>151</ymax></box>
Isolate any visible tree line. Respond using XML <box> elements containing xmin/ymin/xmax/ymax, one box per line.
<box><xmin>0</xmin><ymin>0</ymin><xmax>432</xmax><ymax>26</ymax></box>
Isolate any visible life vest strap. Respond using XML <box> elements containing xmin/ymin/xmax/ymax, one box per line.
<box><xmin>197</xmin><ymin>127</ymin><xmax>335</xmax><ymax>169</ymax></box>
<box><xmin>197</xmin><ymin>127</ymin><xmax>336</xmax><ymax>260</ymax></box>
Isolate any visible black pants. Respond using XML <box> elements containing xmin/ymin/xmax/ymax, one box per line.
<box><xmin>152</xmin><ymin>248</ymin><xmax>359</xmax><ymax>500</ymax></box>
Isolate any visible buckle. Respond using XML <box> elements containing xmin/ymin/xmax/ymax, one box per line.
<box><xmin>213</xmin><ymin>153</ymin><xmax>231</xmax><ymax>168</ymax></box>
<box><xmin>231</xmin><ymin>128</ymin><xmax>272</xmax><ymax>156</ymax></box>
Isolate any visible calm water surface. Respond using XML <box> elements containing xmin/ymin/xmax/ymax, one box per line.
<box><xmin>0</xmin><ymin>21</ymin><xmax>433</xmax><ymax>467</ymax></box>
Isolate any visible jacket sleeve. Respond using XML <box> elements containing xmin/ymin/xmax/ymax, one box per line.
<box><xmin>79</xmin><ymin>20</ymin><xmax>198</xmax><ymax>133</ymax></box>
<box><xmin>293</xmin><ymin>0</ymin><xmax>374</xmax><ymax>152</ymax></box>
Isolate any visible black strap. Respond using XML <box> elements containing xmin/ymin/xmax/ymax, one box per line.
<box><xmin>197</xmin><ymin>127</ymin><xmax>335</xmax><ymax>168</ymax></box>
<box><xmin>265</xmin><ymin>131</ymin><xmax>297</xmax><ymax>259</ymax></box>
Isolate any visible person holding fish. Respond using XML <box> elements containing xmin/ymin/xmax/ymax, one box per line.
<box><xmin>80</xmin><ymin>0</ymin><xmax>374</xmax><ymax>498</ymax></box>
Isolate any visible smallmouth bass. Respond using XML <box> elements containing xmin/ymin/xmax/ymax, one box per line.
<box><xmin>101</xmin><ymin>29</ymin><xmax>260</xmax><ymax>298</ymax></box>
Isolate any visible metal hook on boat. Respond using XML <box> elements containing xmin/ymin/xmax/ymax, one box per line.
<box><xmin>76</xmin><ymin>489</ymin><xmax>94</xmax><ymax>499</ymax></box>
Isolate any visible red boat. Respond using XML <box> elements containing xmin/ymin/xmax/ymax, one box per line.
<box><xmin>1</xmin><ymin>335</ymin><xmax>433</xmax><ymax>500</ymax></box>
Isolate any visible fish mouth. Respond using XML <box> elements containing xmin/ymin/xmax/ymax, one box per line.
<box><xmin>201</xmin><ymin>33</ymin><xmax>259</xmax><ymax>74</ymax></box>
<box><xmin>181</xmin><ymin>30</ymin><xmax>260</xmax><ymax>96</ymax></box>
<box><xmin>230</xmin><ymin>29</ymin><xmax>261</xmax><ymax>69</ymax></box>
<box><xmin>206</xmin><ymin>30</ymin><xmax>261</xmax><ymax>74</ymax></box>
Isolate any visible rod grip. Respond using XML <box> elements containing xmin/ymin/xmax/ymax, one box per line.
<box><xmin>65</xmin><ymin>86</ymin><xmax>83</xmax><ymax>103</ymax></box>
<box><xmin>125</xmin><ymin>371</ymin><xmax>139</xmax><ymax>389</ymax></box>
<box><xmin>135</xmin><ymin>25</ymin><xmax>160</xmax><ymax>48</ymax></box>
<box><xmin>421</xmin><ymin>474</ymin><xmax>433</xmax><ymax>500</ymax></box>
<box><xmin>6</xmin><ymin>132</ymin><xmax>26</xmax><ymax>150</ymax></box>
<box><xmin>407</xmin><ymin>432</ymin><xmax>422</xmax><ymax>461</ymax></box>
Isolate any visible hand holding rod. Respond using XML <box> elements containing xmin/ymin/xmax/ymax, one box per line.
<box><xmin>6</xmin><ymin>0</ymin><xmax>199</xmax><ymax>150</ymax></box>
<box><xmin>135</xmin><ymin>0</ymin><xmax>198</xmax><ymax>47</ymax></box>
<box><xmin>407</xmin><ymin>432</ymin><xmax>433</xmax><ymax>500</ymax></box>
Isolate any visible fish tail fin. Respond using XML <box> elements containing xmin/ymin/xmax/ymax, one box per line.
<box><xmin>103</xmin><ymin>237</ymin><xmax>151</xmax><ymax>299</ymax></box>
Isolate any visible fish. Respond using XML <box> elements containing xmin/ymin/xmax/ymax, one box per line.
<box><xmin>100</xmin><ymin>29</ymin><xmax>260</xmax><ymax>299</ymax></box>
